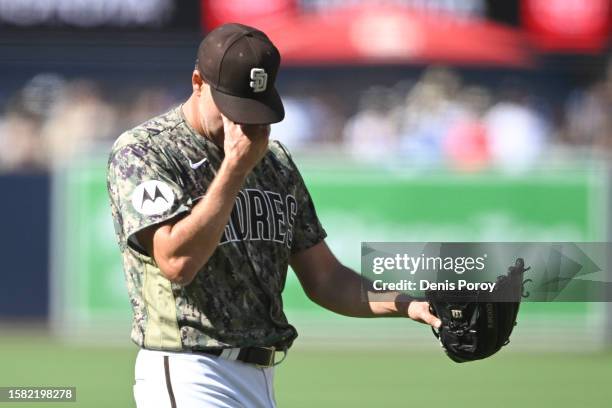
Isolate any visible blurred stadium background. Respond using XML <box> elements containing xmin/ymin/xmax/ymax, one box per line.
<box><xmin>1</xmin><ymin>0</ymin><xmax>611</xmax><ymax>407</ymax></box>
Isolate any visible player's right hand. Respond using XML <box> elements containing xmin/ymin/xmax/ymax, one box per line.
<box><xmin>221</xmin><ymin>114</ymin><xmax>270</xmax><ymax>175</ymax></box>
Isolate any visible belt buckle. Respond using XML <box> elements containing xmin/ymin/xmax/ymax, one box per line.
<box><xmin>256</xmin><ymin>346</ymin><xmax>276</xmax><ymax>368</ymax></box>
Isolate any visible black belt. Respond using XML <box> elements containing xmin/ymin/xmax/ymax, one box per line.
<box><xmin>198</xmin><ymin>346</ymin><xmax>284</xmax><ymax>367</ymax></box>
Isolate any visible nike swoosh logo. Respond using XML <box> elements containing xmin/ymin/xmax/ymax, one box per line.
<box><xmin>189</xmin><ymin>157</ymin><xmax>209</xmax><ymax>170</ymax></box>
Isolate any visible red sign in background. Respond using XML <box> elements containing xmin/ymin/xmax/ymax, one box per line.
<box><xmin>201</xmin><ymin>0</ymin><xmax>296</xmax><ymax>30</ymax></box>
<box><xmin>200</xmin><ymin>1</ymin><xmax>532</xmax><ymax>66</ymax></box>
<box><xmin>521</xmin><ymin>0</ymin><xmax>611</xmax><ymax>52</ymax></box>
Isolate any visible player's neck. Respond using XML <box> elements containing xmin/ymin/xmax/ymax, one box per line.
<box><xmin>183</xmin><ymin>95</ymin><xmax>225</xmax><ymax>148</ymax></box>
<box><xmin>182</xmin><ymin>96</ymin><xmax>202</xmax><ymax>134</ymax></box>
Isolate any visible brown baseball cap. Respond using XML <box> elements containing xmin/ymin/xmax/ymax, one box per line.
<box><xmin>196</xmin><ymin>23</ymin><xmax>285</xmax><ymax>125</ymax></box>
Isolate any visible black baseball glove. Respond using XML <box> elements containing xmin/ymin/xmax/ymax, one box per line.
<box><xmin>426</xmin><ymin>258</ymin><xmax>530</xmax><ymax>363</ymax></box>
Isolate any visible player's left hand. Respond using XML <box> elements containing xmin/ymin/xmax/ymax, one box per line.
<box><xmin>407</xmin><ymin>301</ymin><xmax>442</xmax><ymax>328</ymax></box>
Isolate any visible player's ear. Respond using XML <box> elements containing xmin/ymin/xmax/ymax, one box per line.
<box><xmin>192</xmin><ymin>69</ymin><xmax>204</xmax><ymax>94</ymax></box>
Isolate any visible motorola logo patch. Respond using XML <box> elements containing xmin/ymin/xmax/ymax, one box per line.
<box><xmin>131</xmin><ymin>180</ymin><xmax>175</xmax><ymax>216</ymax></box>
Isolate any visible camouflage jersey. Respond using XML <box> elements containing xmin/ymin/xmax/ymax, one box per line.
<box><xmin>106</xmin><ymin>106</ymin><xmax>326</xmax><ymax>352</ymax></box>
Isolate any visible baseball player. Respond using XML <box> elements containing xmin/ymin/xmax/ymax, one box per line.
<box><xmin>107</xmin><ymin>23</ymin><xmax>441</xmax><ymax>408</ymax></box>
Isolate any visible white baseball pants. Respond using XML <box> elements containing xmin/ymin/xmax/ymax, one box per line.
<box><xmin>133</xmin><ymin>349</ymin><xmax>277</xmax><ymax>408</ymax></box>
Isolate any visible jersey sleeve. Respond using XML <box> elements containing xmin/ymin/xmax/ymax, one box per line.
<box><xmin>290</xmin><ymin>175</ymin><xmax>327</xmax><ymax>253</ymax></box>
<box><xmin>272</xmin><ymin>141</ymin><xmax>327</xmax><ymax>253</ymax></box>
<box><xmin>107</xmin><ymin>143</ymin><xmax>190</xmax><ymax>251</ymax></box>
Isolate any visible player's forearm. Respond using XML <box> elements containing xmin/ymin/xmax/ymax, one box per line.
<box><xmin>308</xmin><ymin>264</ymin><xmax>411</xmax><ymax>318</ymax></box>
<box><xmin>154</xmin><ymin>160</ymin><xmax>247</xmax><ymax>284</ymax></box>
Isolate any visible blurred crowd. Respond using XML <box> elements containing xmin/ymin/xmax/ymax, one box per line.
<box><xmin>286</xmin><ymin>64</ymin><xmax>612</xmax><ymax>171</ymax></box>
<box><xmin>1</xmin><ymin>62</ymin><xmax>611</xmax><ymax>173</ymax></box>
<box><xmin>0</xmin><ymin>74</ymin><xmax>176</xmax><ymax>171</ymax></box>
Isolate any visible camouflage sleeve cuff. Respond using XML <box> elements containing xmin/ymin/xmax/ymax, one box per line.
<box><xmin>124</xmin><ymin>204</ymin><xmax>192</xmax><ymax>252</ymax></box>
<box><xmin>290</xmin><ymin>226</ymin><xmax>327</xmax><ymax>254</ymax></box>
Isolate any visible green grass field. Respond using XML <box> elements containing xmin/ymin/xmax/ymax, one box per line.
<box><xmin>1</xmin><ymin>333</ymin><xmax>611</xmax><ymax>408</ymax></box>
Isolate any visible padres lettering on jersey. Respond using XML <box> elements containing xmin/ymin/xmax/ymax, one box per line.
<box><xmin>107</xmin><ymin>107</ymin><xmax>326</xmax><ymax>352</ymax></box>
<box><xmin>220</xmin><ymin>189</ymin><xmax>297</xmax><ymax>248</ymax></box>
